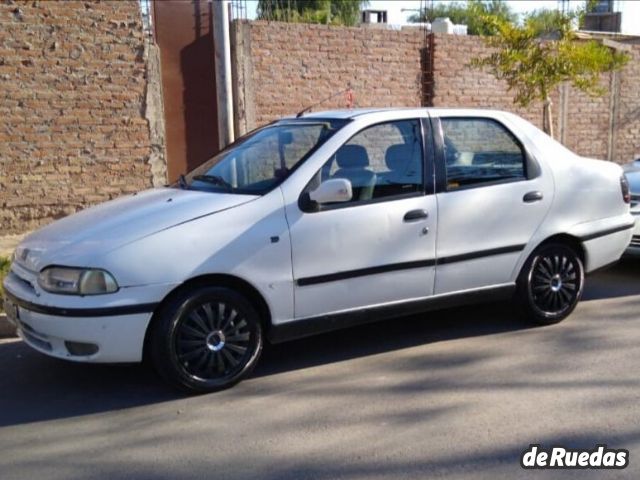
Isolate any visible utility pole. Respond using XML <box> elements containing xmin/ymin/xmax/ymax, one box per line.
<box><xmin>213</xmin><ymin>0</ymin><xmax>235</xmax><ymax>149</ymax></box>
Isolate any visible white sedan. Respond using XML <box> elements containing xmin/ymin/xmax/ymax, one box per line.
<box><xmin>3</xmin><ymin>108</ymin><xmax>634</xmax><ymax>393</ymax></box>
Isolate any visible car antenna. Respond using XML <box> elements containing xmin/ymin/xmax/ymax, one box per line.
<box><xmin>296</xmin><ymin>83</ymin><xmax>354</xmax><ymax>118</ymax></box>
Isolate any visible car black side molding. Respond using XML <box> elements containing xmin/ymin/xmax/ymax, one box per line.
<box><xmin>296</xmin><ymin>244</ymin><xmax>526</xmax><ymax>286</ymax></box>
<box><xmin>297</xmin><ymin>259</ymin><xmax>437</xmax><ymax>287</ymax></box>
<box><xmin>579</xmin><ymin>223</ymin><xmax>634</xmax><ymax>242</ymax></box>
<box><xmin>3</xmin><ymin>290</ymin><xmax>158</xmax><ymax>318</ymax></box>
<box><xmin>436</xmin><ymin>245</ymin><xmax>526</xmax><ymax>265</ymax></box>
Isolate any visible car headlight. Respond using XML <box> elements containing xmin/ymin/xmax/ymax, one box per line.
<box><xmin>38</xmin><ymin>267</ymin><xmax>119</xmax><ymax>295</ymax></box>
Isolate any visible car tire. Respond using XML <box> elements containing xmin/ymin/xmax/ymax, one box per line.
<box><xmin>517</xmin><ymin>243</ymin><xmax>585</xmax><ymax>325</ymax></box>
<box><xmin>149</xmin><ymin>286</ymin><xmax>264</xmax><ymax>393</ymax></box>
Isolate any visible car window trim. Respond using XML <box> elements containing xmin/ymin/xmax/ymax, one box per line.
<box><xmin>433</xmin><ymin>116</ymin><xmax>537</xmax><ymax>193</ymax></box>
<box><xmin>421</xmin><ymin>116</ymin><xmax>437</xmax><ymax>196</ymax></box>
<box><xmin>298</xmin><ymin>117</ymin><xmax>432</xmax><ymax>213</ymax></box>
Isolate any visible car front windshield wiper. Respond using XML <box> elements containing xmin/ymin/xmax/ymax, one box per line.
<box><xmin>192</xmin><ymin>174</ymin><xmax>234</xmax><ymax>191</ymax></box>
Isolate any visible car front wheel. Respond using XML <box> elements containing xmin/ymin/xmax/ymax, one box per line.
<box><xmin>518</xmin><ymin>243</ymin><xmax>585</xmax><ymax>325</ymax></box>
<box><xmin>149</xmin><ymin>286</ymin><xmax>264</xmax><ymax>393</ymax></box>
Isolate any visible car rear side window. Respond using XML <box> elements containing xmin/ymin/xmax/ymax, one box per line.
<box><xmin>441</xmin><ymin>118</ymin><xmax>526</xmax><ymax>190</ymax></box>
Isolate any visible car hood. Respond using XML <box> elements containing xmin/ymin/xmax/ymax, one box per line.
<box><xmin>14</xmin><ymin>188</ymin><xmax>258</xmax><ymax>272</ymax></box>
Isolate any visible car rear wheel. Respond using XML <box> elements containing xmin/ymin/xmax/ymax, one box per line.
<box><xmin>149</xmin><ymin>286</ymin><xmax>263</xmax><ymax>393</ymax></box>
<box><xmin>518</xmin><ymin>243</ymin><xmax>584</xmax><ymax>325</ymax></box>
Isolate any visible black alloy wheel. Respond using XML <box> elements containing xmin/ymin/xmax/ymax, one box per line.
<box><xmin>149</xmin><ymin>286</ymin><xmax>263</xmax><ymax>393</ymax></box>
<box><xmin>519</xmin><ymin>243</ymin><xmax>584</xmax><ymax>325</ymax></box>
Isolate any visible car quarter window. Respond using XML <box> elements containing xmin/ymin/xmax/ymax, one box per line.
<box><xmin>441</xmin><ymin>117</ymin><xmax>526</xmax><ymax>190</ymax></box>
<box><xmin>309</xmin><ymin>119</ymin><xmax>424</xmax><ymax>205</ymax></box>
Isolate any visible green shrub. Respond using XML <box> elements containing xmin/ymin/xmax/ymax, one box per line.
<box><xmin>0</xmin><ymin>256</ymin><xmax>10</xmax><ymax>311</ymax></box>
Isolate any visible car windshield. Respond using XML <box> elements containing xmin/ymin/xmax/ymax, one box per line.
<box><xmin>182</xmin><ymin>118</ymin><xmax>349</xmax><ymax>195</ymax></box>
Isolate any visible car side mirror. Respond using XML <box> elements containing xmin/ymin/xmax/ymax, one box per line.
<box><xmin>309</xmin><ymin>178</ymin><xmax>353</xmax><ymax>204</ymax></box>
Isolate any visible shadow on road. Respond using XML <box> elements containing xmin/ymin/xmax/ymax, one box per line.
<box><xmin>255</xmin><ymin>302</ymin><xmax>529</xmax><ymax>380</ymax></box>
<box><xmin>582</xmin><ymin>256</ymin><xmax>640</xmax><ymax>301</ymax></box>
<box><xmin>0</xmin><ymin>340</ymin><xmax>182</xmax><ymax>428</ymax></box>
<box><xmin>0</xmin><ymin>302</ymin><xmax>530</xmax><ymax>428</ymax></box>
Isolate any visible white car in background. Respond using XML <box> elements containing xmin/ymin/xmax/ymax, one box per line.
<box><xmin>623</xmin><ymin>159</ymin><xmax>640</xmax><ymax>253</ymax></box>
<box><xmin>3</xmin><ymin>108</ymin><xmax>634</xmax><ymax>393</ymax></box>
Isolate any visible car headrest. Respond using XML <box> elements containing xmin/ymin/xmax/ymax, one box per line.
<box><xmin>336</xmin><ymin>145</ymin><xmax>370</xmax><ymax>169</ymax></box>
<box><xmin>385</xmin><ymin>144</ymin><xmax>414</xmax><ymax>171</ymax></box>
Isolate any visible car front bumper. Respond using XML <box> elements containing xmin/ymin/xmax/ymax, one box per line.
<box><xmin>4</xmin><ymin>292</ymin><xmax>153</xmax><ymax>363</ymax></box>
<box><xmin>2</xmin><ymin>262</ymin><xmax>177</xmax><ymax>363</ymax></box>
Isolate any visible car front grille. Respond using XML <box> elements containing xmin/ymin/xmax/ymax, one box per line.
<box><xmin>630</xmin><ymin>235</ymin><xmax>640</xmax><ymax>248</ymax></box>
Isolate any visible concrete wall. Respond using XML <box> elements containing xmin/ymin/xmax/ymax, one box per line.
<box><xmin>0</xmin><ymin>0</ymin><xmax>165</xmax><ymax>234</ymax></box>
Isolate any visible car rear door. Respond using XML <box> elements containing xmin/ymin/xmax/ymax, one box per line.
<box><xmin>432</xmin><ymin>113</ymin><xmax>553</xmax><ymax>295</ymax></box>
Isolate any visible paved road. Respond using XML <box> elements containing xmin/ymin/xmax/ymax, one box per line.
<box><xmin>1</xmin><ymin>258</ymin><xmax>640</xmax><ymax>479</ymax></box>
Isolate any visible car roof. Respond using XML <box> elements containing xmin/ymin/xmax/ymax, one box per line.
<box><xmin>294</xmin><ymin>107</ymin><xmax>506</xmax><ymax>120</ymax></box>
<box><xmin>298</xmin><ymin>108</ymin><xmax>399</xmax><ymax>119</ymax></box>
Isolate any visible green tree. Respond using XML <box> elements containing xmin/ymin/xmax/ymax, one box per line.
<box><xmin>257</xmin><ymin>0</ymin><xmax>366</xmax><ymax>26</ymax></box>
<box><xmin>472</xmin><ymin>10</ymin><xmax>629</xmax><ymax>137</ymax></box>
<box><xmin>525</xmin><ymin>8</ymin><xmax>569</xmax><ymax>37</ymax></box>
<box><xmin>408</xmin><ymin>0</ymin><xmax>517</xmax><ymax>36</ymax></box>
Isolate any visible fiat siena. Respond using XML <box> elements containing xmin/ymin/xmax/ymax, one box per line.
<box><xmin>3</xmin><ymin>108</ymin><xmax>634</xmax><ymax>392</ymax></box>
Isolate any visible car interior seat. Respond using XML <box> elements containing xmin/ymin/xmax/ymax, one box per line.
<box><xmin>331</xmin><ymin>144</ymin><xmax>376</xmax><ymax>201</ymax></box>
<box><xmin>385</xmin><ymin>144</ymin><xmax>421</xmax><ymax>190</ymax></box>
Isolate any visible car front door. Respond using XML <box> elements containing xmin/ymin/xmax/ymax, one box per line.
<box><xmin>432</xmin><ymin>115</ymin><xmax>553</xmax><ymax>295</ymax></box>
<box><xmin>284</xmin><ymin>118</ymin><xmax>438</xmax><ymax>320</ymax></box>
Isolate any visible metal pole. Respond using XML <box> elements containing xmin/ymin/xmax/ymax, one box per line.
<box><xmin>213</xmin><ymin>0</ymin><xmax>235</xmax><ymax>149</ymax></box>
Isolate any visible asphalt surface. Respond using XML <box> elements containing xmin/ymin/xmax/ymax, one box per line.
<box><xmin>1</xmin><ymin>258</ymin><xmax>640</xmax><ymax>479</ymax></box>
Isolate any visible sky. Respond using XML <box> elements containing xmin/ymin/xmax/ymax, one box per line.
<box><xmin>242</xmin><ymin>0</ymin><xmax>640</xmax><ymax>36</ymax></box>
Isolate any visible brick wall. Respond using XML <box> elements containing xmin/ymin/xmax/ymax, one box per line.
<box><xmin>430</xmin><ymin>33</ymin><xmax>560</xmax><ymax>133</ymax></box>
<box><xmin>240</xmin><ymin>23</ymin><xmax>640</xmax><ymax>164</ymax></box>
<box><xmin>3</xmin><ymin>14</ymin><xmax>639</xmax><ymax>235</ymax></box>
<box><xmin>614</xmin><ymin>45</ymin><xmax>640</xmax><ymax>163</ymax></box>
<box><xmin>0</xmin><ymin>0</ymin><xmax>158</xmax><ymax>234</ymax></box>
<box><xmin>563</xmin><ymin>79</ymin><xmax>612</xmax><ymax>160</ymax></box>
<box><xmin>431</xmin><ymin>33</ymin><xmax>640</xmax><ymax>162</ymax></box>
<box><xmin>244</xmin><ymin>21</ymin><xmax>424</xmax><ymax>127</ymax></box>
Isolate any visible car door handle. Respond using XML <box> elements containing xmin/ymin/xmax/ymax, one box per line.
<box><xmin>403</xmin><ymin>209</ymin><xmax>429</xmax><ymax>222</ymax></box>
<box><xmin>523</xmin><ymin>191</ymin><xmax>543</xmax><ymax>203</ymax></box>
